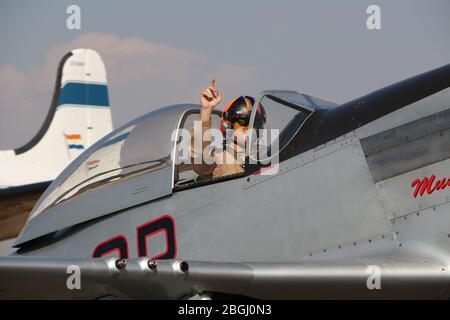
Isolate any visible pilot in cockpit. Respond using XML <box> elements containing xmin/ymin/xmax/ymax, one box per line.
<box><xmin>190</xmin><ymin>79</ymin><xmax>266</xmax><ymax>178</ymax></box>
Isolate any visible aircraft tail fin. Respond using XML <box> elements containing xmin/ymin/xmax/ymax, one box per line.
<box><xmin>13</xmin><ymin>48</ymin><xmax>113</xmax><ymax>172</ymax></box>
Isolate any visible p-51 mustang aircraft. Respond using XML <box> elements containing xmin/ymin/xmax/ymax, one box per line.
<box><xmin>0</xmin><ymin>48</ymin><xmax>112</xmax><ymax>242</ymax></box>
<box><xmin>0</xmin><ymin>63</ymin><xmax>449</xmax><ymax>299</ymax></box>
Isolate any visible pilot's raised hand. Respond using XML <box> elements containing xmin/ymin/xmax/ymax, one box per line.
<box><xmin>200</xmin><ymin>79</ymin><xmax>222</xmax><ymax>110</ymax></box>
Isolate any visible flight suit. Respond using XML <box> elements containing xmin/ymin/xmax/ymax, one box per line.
<box><xmin>190</xmin><ymin>119</ymin><xmax>244</xmax><ymax>178</ymax></box>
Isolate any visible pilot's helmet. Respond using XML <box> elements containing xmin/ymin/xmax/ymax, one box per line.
<box><xmin>220</xmin><ymin>96</ymin><xmax>266</xmax><ymax>134</ymax></box>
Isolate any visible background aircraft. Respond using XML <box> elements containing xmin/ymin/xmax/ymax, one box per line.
<box><xmin>0</xmin><ymin>63</ymin><xmax>449</xmax><ymax>299</ymax></box>
<box><xmin>0</xmin><ymin>48</ymin><xmax>112</xmax><ymax>246</ymax></box>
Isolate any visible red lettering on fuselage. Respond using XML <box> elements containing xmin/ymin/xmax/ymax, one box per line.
<box><xmin>411</xmin><ymin>175</ymin><xmax>450</xmax><ymax>197</ymax></box>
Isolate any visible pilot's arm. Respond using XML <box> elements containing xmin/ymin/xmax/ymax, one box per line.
<box><xmin>199</xmin><ymin>79</ymin><xmax>222</xmax><ymax>123</ymax></box>
<box><xmin>190</xmin><ymin>80</ymin><xmax>222</xmax><ymax>176</ymax></box>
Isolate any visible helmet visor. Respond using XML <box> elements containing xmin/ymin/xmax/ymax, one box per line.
<box><xmin>233</xmin><ymin>117</ymin><xmax>249</xmax><ymax>127</ymax></box>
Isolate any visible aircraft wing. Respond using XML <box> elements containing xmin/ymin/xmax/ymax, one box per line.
<box><xmin>0</xmin><ymin>255</ymin><xmax>448</xmax><ymax>299</ymax></box>
<box><xmin>0</xmin><ymin>182</ymin><xmax>51</xmax><ymax>241</ymax></box>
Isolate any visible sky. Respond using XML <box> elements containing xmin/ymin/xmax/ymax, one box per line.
<box><xmin>0</xmin><ymin>0</ymin><xmax>449</xmax><ymax>149</ymax></box>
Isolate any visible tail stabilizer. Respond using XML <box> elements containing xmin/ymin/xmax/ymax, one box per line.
<box><xmin>13</xmin><ymin>48</ymin><xmax>113</xmax><ymax>172</ymax></box>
